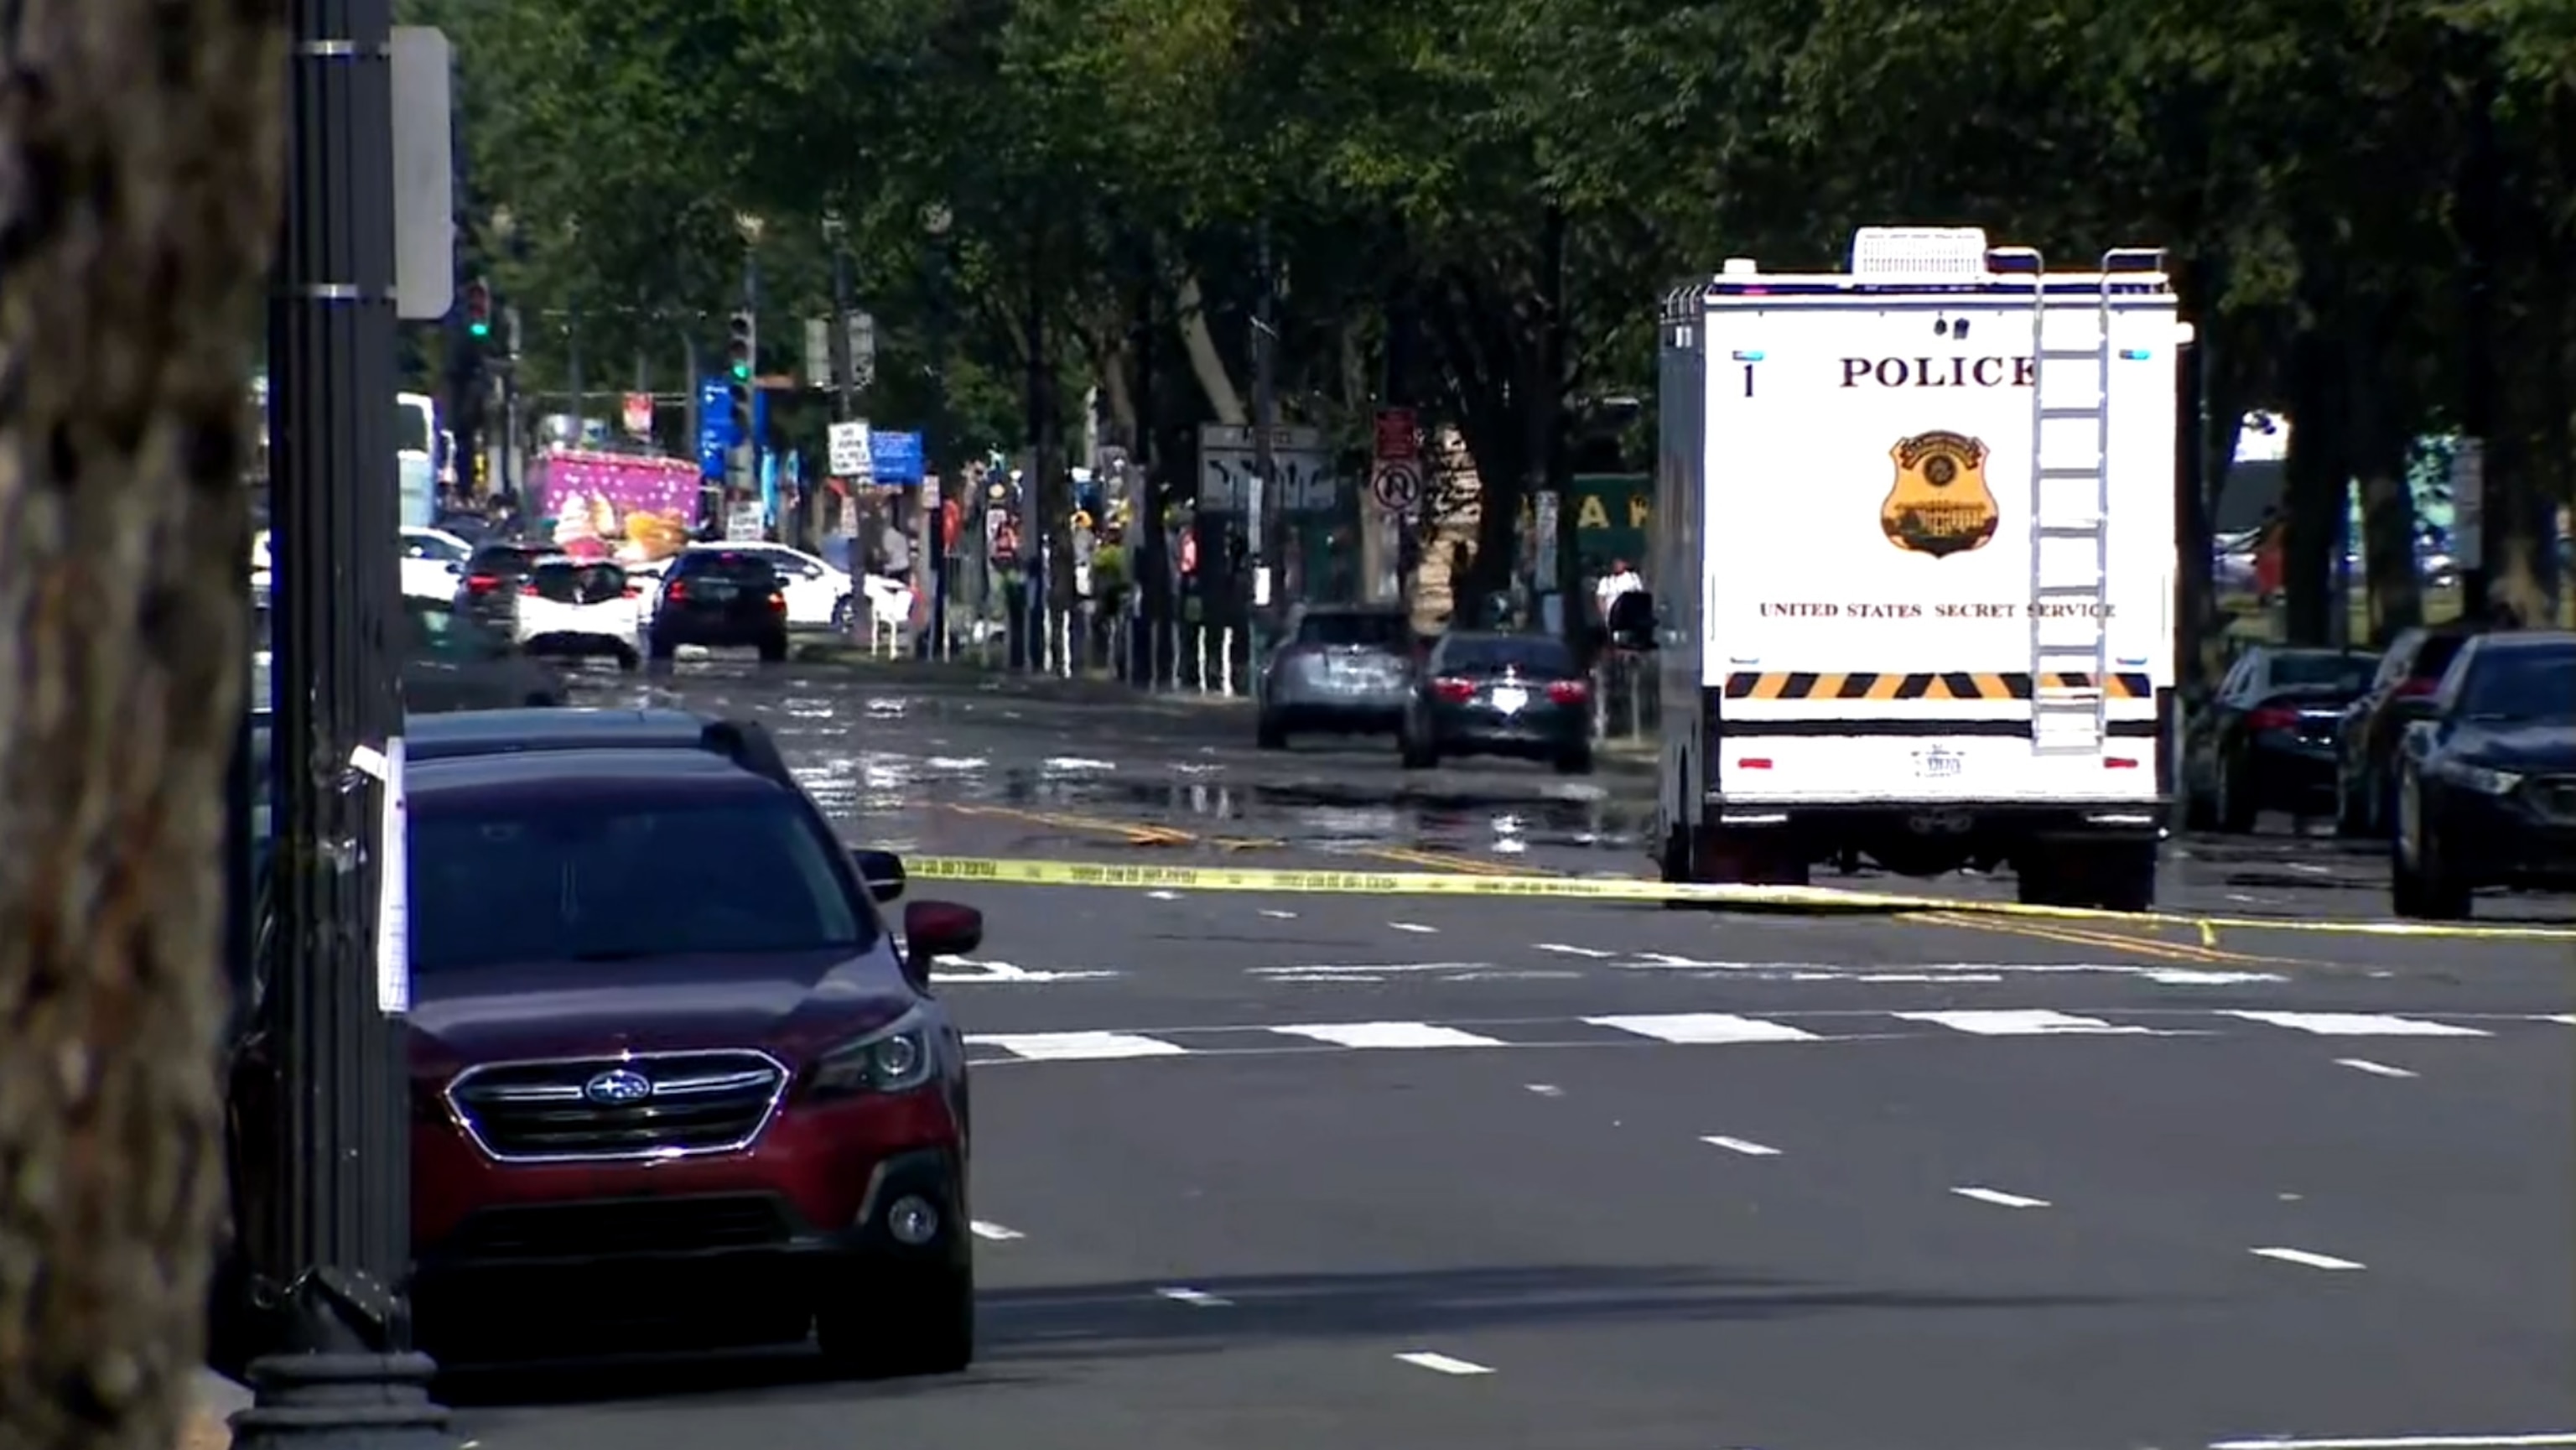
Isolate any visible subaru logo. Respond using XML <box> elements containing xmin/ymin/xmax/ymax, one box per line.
<box><xmin>583</xmin><ymin>1068</ymin><xmax>652</xmax><ymax>1106</ymax></box>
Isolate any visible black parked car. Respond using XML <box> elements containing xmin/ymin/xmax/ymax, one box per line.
<box><xmin>2391</xmin><ymin>630</ymin><xmax>2576</xmax><ymax>919</ymax></box>
<box><xmin>400</xmin><ymin>598</ymin><xmax>568</xmax><ymax>712</ymax></box>
<box><xmin>647</xmin><ymin>548</ymin><xmax>791</xmax><ymax>662</ymax></box>
<box><xmin>454</xmin><ymin>540</ymin><xmax>549</xmax><ymax>636</ymax></box>
<box><xmin>1255</xmin><ymin>604</ymin><xmax>1418</xmax><ymax>749</ymax></box>
<box><xmin>2334</xmin><ymin>624</ymin><xmax>2479</xmax><ymax>836</ymax></box>
<box><xmin>2183</xmin><ymin>646</ymin><xmax>2378</xmax><ymax>832</ymax></box>
<box><xmin>1400</xmin><ymin>631</ymin><xmax>1592</xmax><ymax>773</ymax></box>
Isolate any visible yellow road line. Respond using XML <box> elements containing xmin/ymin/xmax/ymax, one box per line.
<box><xmin>1903</xmin><ymin>910</ymin><xmax>2294</xmax><ymax>966</ymax></box>
<box><xmin>935</xmin><ymin>802</ymin><xmax>1520</xmax><ymax>876</ymax></box>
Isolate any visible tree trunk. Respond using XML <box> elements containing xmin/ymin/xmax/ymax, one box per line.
<box><xmin>2279</xmin><ymin>331</ymin><xmax>2349</xmax><ymax>645</ymax></box>
<box><xmin>0</xmin><ymin>3</ymin><xmax>282</xmax><ymax>1450</ymax></box>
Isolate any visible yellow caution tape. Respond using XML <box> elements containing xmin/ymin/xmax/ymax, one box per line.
<box><xmin>904</xmin><ymin>855</ymin><xmax>2576</xmax><ymax>943</ymax></box>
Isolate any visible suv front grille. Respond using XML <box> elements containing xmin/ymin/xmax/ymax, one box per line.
<box><xmin>445</xmin><ymin>1051</ymin><xmax>788</xmax><ymax>1163</ymax></box>
<box><xmin>439</xmin><ymin>1194</ymin><xmax>795</xmax><ymax>1260</ymax></box>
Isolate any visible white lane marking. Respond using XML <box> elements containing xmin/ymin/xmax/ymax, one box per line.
<box><xmin>2251</xmin><ymin>1246</ymin><xmax>2366</xmax><ymax>1271</ymax></box>
<box><xmin>2539</xmin><ymin>1015</ymin><xmax>2576</xmax><ymax>1025</ymax></box>
<box><xmin>1145</xmin><ymin>890</ymin><xmax>1182</xmax><ymax>901</ymax></box>
<box><xmin>1951</xmin><ymin>1186</ymin><xmax>2051</xmax><ymax>1209</ymax></box>
<box><xmin>1701</xmin><ymin>1135</ymin><xmax>1781</xmax><ymax>1156</ymax></box>
<box><xmin>1898</xmin><ymin>1009</ymin><xmax>2149</xmax><ymax>1037</ymax></box>
<box><xmin>967</xmin><ymin>1031</ymin><xmax>1188</xmax><ymax>1061</ymax></box>
<box><xmin>1155</xmin><ymin>1286</ymin><xmax>1232</xmax><ymax>1307</ymax></box>
<box><xmin>2335</xmin><ymin>1058</ymin><xmax>2419</xmax><ymax>1078</ymax></box>
<box><xmin>2210</xmin><ymin>1435</ymin><xmax>2576</xmax><ymax>1448</ymax></box>
<box><xmin>1268</xmin><ymin>1021</ymin><xmax>1508</xmax><ymax>1050</ymax></box>
<box><xmin>1259</xmin><ymin>908</ymin><xmax>1299</xmax><ymax>919</ymax></box>
<box><xmin>1583</xmin><ymin>1012</ymin><xmax>1820</xmax><ymax>1044</ymax></box>
<box><xmin>1394</xmin><ymin>1351</ymin><xmax>1494</xmax><ymax>1376</ymax></box>
<box><xmin>1041</xmin><ymin>756</ymin><xmax>1117</xmax><ymax>772</ymax></box>
<box><xmin>1389</xmin><ymin>922</ymin><xmax>1439</xmax><ymax>933</ymax></box>
<box><xmin>1251</xmin><ymin>962</ymin><xmax>1493</xmax><ymax>977</ymax></box>
<box><xmin>1525</xmin><ymin>1084</ymin><xmax>1564</xmax><ymax>1097</ymax></box>
<box><xmin>932</xmin><ymin>956</ymin><xmax>1121</xmax><ymax>985</ymax></box>
<box><xmin>969</xmin><ymin>1220</ymin><xmax>1026</xmax><ymax>1241</ymax></box>
<box><xmin>923</xmin><ymin>756</ymin><xmax>989</xmax><ymax>771</ymax></box>
<box><xmin>1535</xmin><ymin>943</ymin><xmax>1617</xmax><ymax>958</ymax></box>
<box><xmin>2231</xmin><ymin>1011</ymin><xmax>2489</xmax><ymax>1037</ymax></box>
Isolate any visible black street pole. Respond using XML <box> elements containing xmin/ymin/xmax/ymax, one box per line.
<box><xmin>829</xmin><ymin>226</ymin><xmax>857</xmax><ymax>424</ymax></box>
<box><xmin>925</xmin><ymin>227</ymin><xmax>952</xmax><ymax>660</ymax></box>
<box><xmin>1251</xmin><ymin>220</ymin><xmax>1277</xmax><ymax>641</ymax></box>
<box><xmin>233</xmin><ymin>0</ymin><xmax>447</xmax><ymax>1440</ymax></box>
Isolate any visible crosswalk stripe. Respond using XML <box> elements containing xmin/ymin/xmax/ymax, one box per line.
<box><xmin>2225</xmin><ymin>1011</ymin><xmax>2491</xmax><ymax>1037</ymax></box>
<box><xmin>1584</xmin><ymin>1013</ymin><xmax>1820</xmax><ymax>1044</ymax></box>
<box><xmin>1893</xmin><ymin>1009</ymin><xmax>2151</xmax><ymax>1036</ymax></box>
<box><xmin>965</xmin><ymin>1031</ymin><xmax>1190</xmax><ymax>1061</ymax></box>
<box><xmin>1267</xmin><ymin>1021</ymin><xmax>1509</xmax><ymax>1050</ymax></box>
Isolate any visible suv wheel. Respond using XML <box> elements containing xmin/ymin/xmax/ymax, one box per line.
<box><xmin>817</xmin><ymin>1261</ymin><xmax>974</xmax><ymax>1378</ymax></box>
<box><xmin>757</xmin><ymin>632</ymin><xmax>790</xmax><ymax>663</ymax></box>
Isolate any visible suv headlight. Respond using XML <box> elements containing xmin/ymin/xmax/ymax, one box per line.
<box><xmin>810</xmin><ymin>1010</ymin><xmax>936</xmax><ymax>1098</ymax></box>
<box><xmin>2433</xmin><ymin>759</ymin><xmax>2523</xmax><ymax>796</ymax></box>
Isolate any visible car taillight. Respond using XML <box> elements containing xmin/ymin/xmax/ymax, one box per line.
<box><xmin>2246</xmin><ymin>704</ymin><xmax>2301</xmax><ymax>732</ymax></box>
<box><xmin>662</xmin><ymin>579</ymin><xmax>688</xmax><ymax>602</ymax></box>
<box><xmin>622</xmin><ymin>585</ymin><xmax>641</xmax><ymax>598</ymax></box>
<box><xmin>1431</xmin><ymin>677</ymin><xmax>1476</xmax><ymax>703</ymax></box>
<box><xmin>767</xmin><ymin>591</ymin><xmax>787</xmax><ymax>611</ymax></box>
<box><xmin>520</xmin><ymin>581</ymin><xmax>541</xmax><ymax>597</ymax></box>
<box><xmin>2397</xmin><ymin>677</ymin><xmax>2439</xmax><ymax>699</ymax></box>
<box><xmin>465</xmin><ymin>574</ymin><xmax>499</xmax><ymax>594</ymax></box>
<box><xmin>1546</xmin><ymin>678</ymin><xmax>1590</xmax><ymax>704</ymax></box>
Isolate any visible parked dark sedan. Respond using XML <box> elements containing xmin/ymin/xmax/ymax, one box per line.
<box><xmin>401</xmin><ymin>597</ymin><xmax>567</xmax><ymax>712</ymax></box>
<box><xmin>1399</xmin><ymin>631</ymin><xmax>1592</xmax><ymax>773</ymax></box>
<box><xmin>2183</xmin><ymin>646</ymin><xmax>2378</xmax><ymax>832</ymax></box>
<box><xmin>1255</xmin><ymin>604</ymin><xmax>1417</xmax><ymax>748</ymax></box>
<box><xmin>2391</xmin><ymin>631</ymin><xmax>2576</xmax><ymax>919</ymax></box>
<box><xmin>2333</xmin><ymin>624</ymin><xmax>2478</xmax><ymax>836</ymax></box>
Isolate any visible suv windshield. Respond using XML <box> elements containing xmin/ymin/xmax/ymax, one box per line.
<box><xmin>531</xmin><ymin>560</ymin><xmax>628</xmax><ymax>605</ymax></box>
<box><xmin>410</xmin><ymin>795</ymin><xmax>870</xmax><ymax>972</ymax></box>
<box><xmin>1298</xmin><ymin>611</ymin><xmax>1409</xmax><ymax>649</ymax></box>
<box><xmin>1442</xmin><ymin>636</ymin><xmax>1576</xmax><ymax>674</ymax></box>
<box><xmin>2459</xmin><ymin>646</ymin><xmax>2576</xmax><ymax>722</ymax></box>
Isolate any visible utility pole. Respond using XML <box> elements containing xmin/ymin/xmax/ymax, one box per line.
<box><xmin>923</xmin><ymin>205</ymin><xmax>954</xmax><ymax>659</ymax></box>
<box><xmin>2455</xmin><ymin>38</ymin><xmax>2500</xmax><ymax>621</ymax></box>
<box><xmin>232</xmin><ymin>0</ymin><xmax>449</xmax><ymax>1440</ymax></box>
<box><xmin>827</xmin><ymin>214</ymin><xmax>857</xmax><ymax>423</ymax></box>
<box><xmin>1251</xmin><ymin>219</ymin><xmax>1278</xmax><ymax>631</ymax></box>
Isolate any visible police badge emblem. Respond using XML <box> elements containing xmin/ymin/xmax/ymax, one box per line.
<box><xmin>1880</xmin><ymin>430</ymin><xmax>2000</xmax><ymax>558</ymax></box>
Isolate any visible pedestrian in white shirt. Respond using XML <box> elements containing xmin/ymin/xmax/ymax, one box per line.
<box><xmin>1594</xmin><ymin>559</ymin><xmax>1644</xmax><ymax>623</ymax></box>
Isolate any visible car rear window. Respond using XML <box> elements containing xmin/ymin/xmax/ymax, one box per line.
<box><xmin>466</xmin><ymin>544</ymin><xmax>542</xmax><ymax>577</ymax></box>
<box><xmin>530</xmin><ymin>560</ymin><xmax>627</xmax><ymax>605</ymax></box>
<box><xmin>408</xmin><ymin>795</ymin><xmax>870</xmax><ymax>972</ymax></box>
<box><xmin>1298</xmin><ymin>612</ymin><xmax>1410</xmax><ymax>649</ymax></box>
<box><xmin>1441</xmin><ymin>637</ymin><xmax>1576</xmax><ymax>674</ymax></box>
<box><xmin>2459</xmin><ymin>645</ymin><xmax>2576</xmax><ymax>722</ymax></box>
<box><xmin>673</xmin><ymin>552</ymin><xmax>781</xmax><ymax>586</ymax></box>
<box><xmin>2270</xmin><ymin>651</ymin><xmax>2377</xmax><ymax>692</ymax></box>
<box><xmin>2407</xmin><ymin>632</ymin><xmax>2470</xmax><ymax>679</ymax></box>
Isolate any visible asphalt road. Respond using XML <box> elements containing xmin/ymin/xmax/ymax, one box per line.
<box><xmin>432</xmin><ymin>657</ymin><xmax>2576</xmax><ymax>1450</ymax></box>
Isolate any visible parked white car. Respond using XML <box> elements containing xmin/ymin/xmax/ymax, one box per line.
<box><xmin>681</xmin><ymin>542</ymin><xmax>850</xmax><ymax>629</ymax></box>
<box><xmin>512</xmin><ymin>555</ymin><xmax>641</xmax><ymax>670</ymax></box>
<box><xmin>399</xmin><ymin>526</ymin><xmax>473</xmax><ymax>600</ymax></box>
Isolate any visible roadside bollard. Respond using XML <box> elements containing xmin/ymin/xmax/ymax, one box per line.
<box><xmin>1218</xmin><ymin>626</ymin><xmax>1235</xmax><ymax>696</ymax></box>
<box><xmin>1196</xmin><ymin>627</ymin><xmax>1210</xmax><ymax>695</ymax></box>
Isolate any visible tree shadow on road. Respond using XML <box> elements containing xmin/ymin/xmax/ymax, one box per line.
<box><xmin>434</xmin><ymin>1260</ymin><xmax>2135</xmax><ymax>1411</ymax></box>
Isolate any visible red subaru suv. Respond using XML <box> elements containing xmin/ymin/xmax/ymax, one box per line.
<box><xmin>218</xmin><ymin>712</ymin><xmax>984</xmax><ymax>1374</ymax></box>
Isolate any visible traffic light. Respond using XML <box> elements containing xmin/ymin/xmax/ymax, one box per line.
<box><xmin>462</xmin><ymin>279</ymin><xmax>492</xmax><ymax>340</ymax></box>
<box><xmin>725</xmin><ymin>311</ymin><xmax>756</xmax><ymax>382</ymax></box>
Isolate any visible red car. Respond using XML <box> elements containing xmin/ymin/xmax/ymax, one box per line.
<box><xmin>218</xmin><ymin>712</ymin><xmax>984</xmax><ymax>1374</ymax></box>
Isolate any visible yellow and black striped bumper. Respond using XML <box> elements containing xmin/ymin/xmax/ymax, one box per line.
<box><xmin>1723</xmin><ymin>671</ymin><xmax>2153</xmax><ymax>702</ymax></box>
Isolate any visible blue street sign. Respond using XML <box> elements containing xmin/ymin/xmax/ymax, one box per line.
<box><xmin>695</xmin><ymin>377</ymin><xmax>733</xmax><ymax>478</ymax></box>
<box><xmin>870</xmin><ymin>430</ymin><xmax>923</xmax><ymax>484</ymax></box>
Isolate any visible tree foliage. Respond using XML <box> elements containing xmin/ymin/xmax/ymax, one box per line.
<box><xmin>453</xmin><ymin>0</ymin><xmax>2575</xmax><ymax>642</ymax></box>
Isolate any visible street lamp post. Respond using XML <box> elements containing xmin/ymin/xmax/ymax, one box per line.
<box><xmin>922</xmin><ymin>203</ymin><xmax>953</xmax><ymax>660</ymax></box>
<box><xmin>231</xmin><ymin>0</ymin><xmax>449</xmax><ymax>1439</ymax></box>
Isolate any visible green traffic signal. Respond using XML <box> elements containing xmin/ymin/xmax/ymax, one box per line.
<box><xmin>468</xmin><ymin>320</ymin><xmax>491</xmax><ymax>338</ymax></box>
<box><xmin>730</xmin><ymin>359</ymin><xmax>750</xmax><ymax>380</ymax></box>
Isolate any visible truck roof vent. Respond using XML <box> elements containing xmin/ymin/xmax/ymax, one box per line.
<box><xmin>1848</xmin><ymin>227</ymin><xmax>1992</xmax><ymax>281</ymax></box>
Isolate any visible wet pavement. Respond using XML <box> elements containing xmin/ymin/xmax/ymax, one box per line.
<box><xmin>429</xmin><ymin>656</ymin><xmax>2576</xmax><ymax>1450</ymax></box>
<box><xmin>564</xmin><ymin>656</ymin><xmax>2576</xmax><ymax>930</ymax></box>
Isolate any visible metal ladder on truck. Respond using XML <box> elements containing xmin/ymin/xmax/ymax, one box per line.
<box><xmin>1987</xmin><ymin>245</ymin><xmax>2164</xmax><ymax>754</ymax></box>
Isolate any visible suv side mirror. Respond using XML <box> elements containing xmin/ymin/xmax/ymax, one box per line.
<box><xmin>852</xmin><ymin>848</ymin><xmax>906</xmax><ymax>902</ymax></box>
<box><xmin>901</xmin><ymin>900</ymin><xmax>984</xmax><ymax>988</ymax></box>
